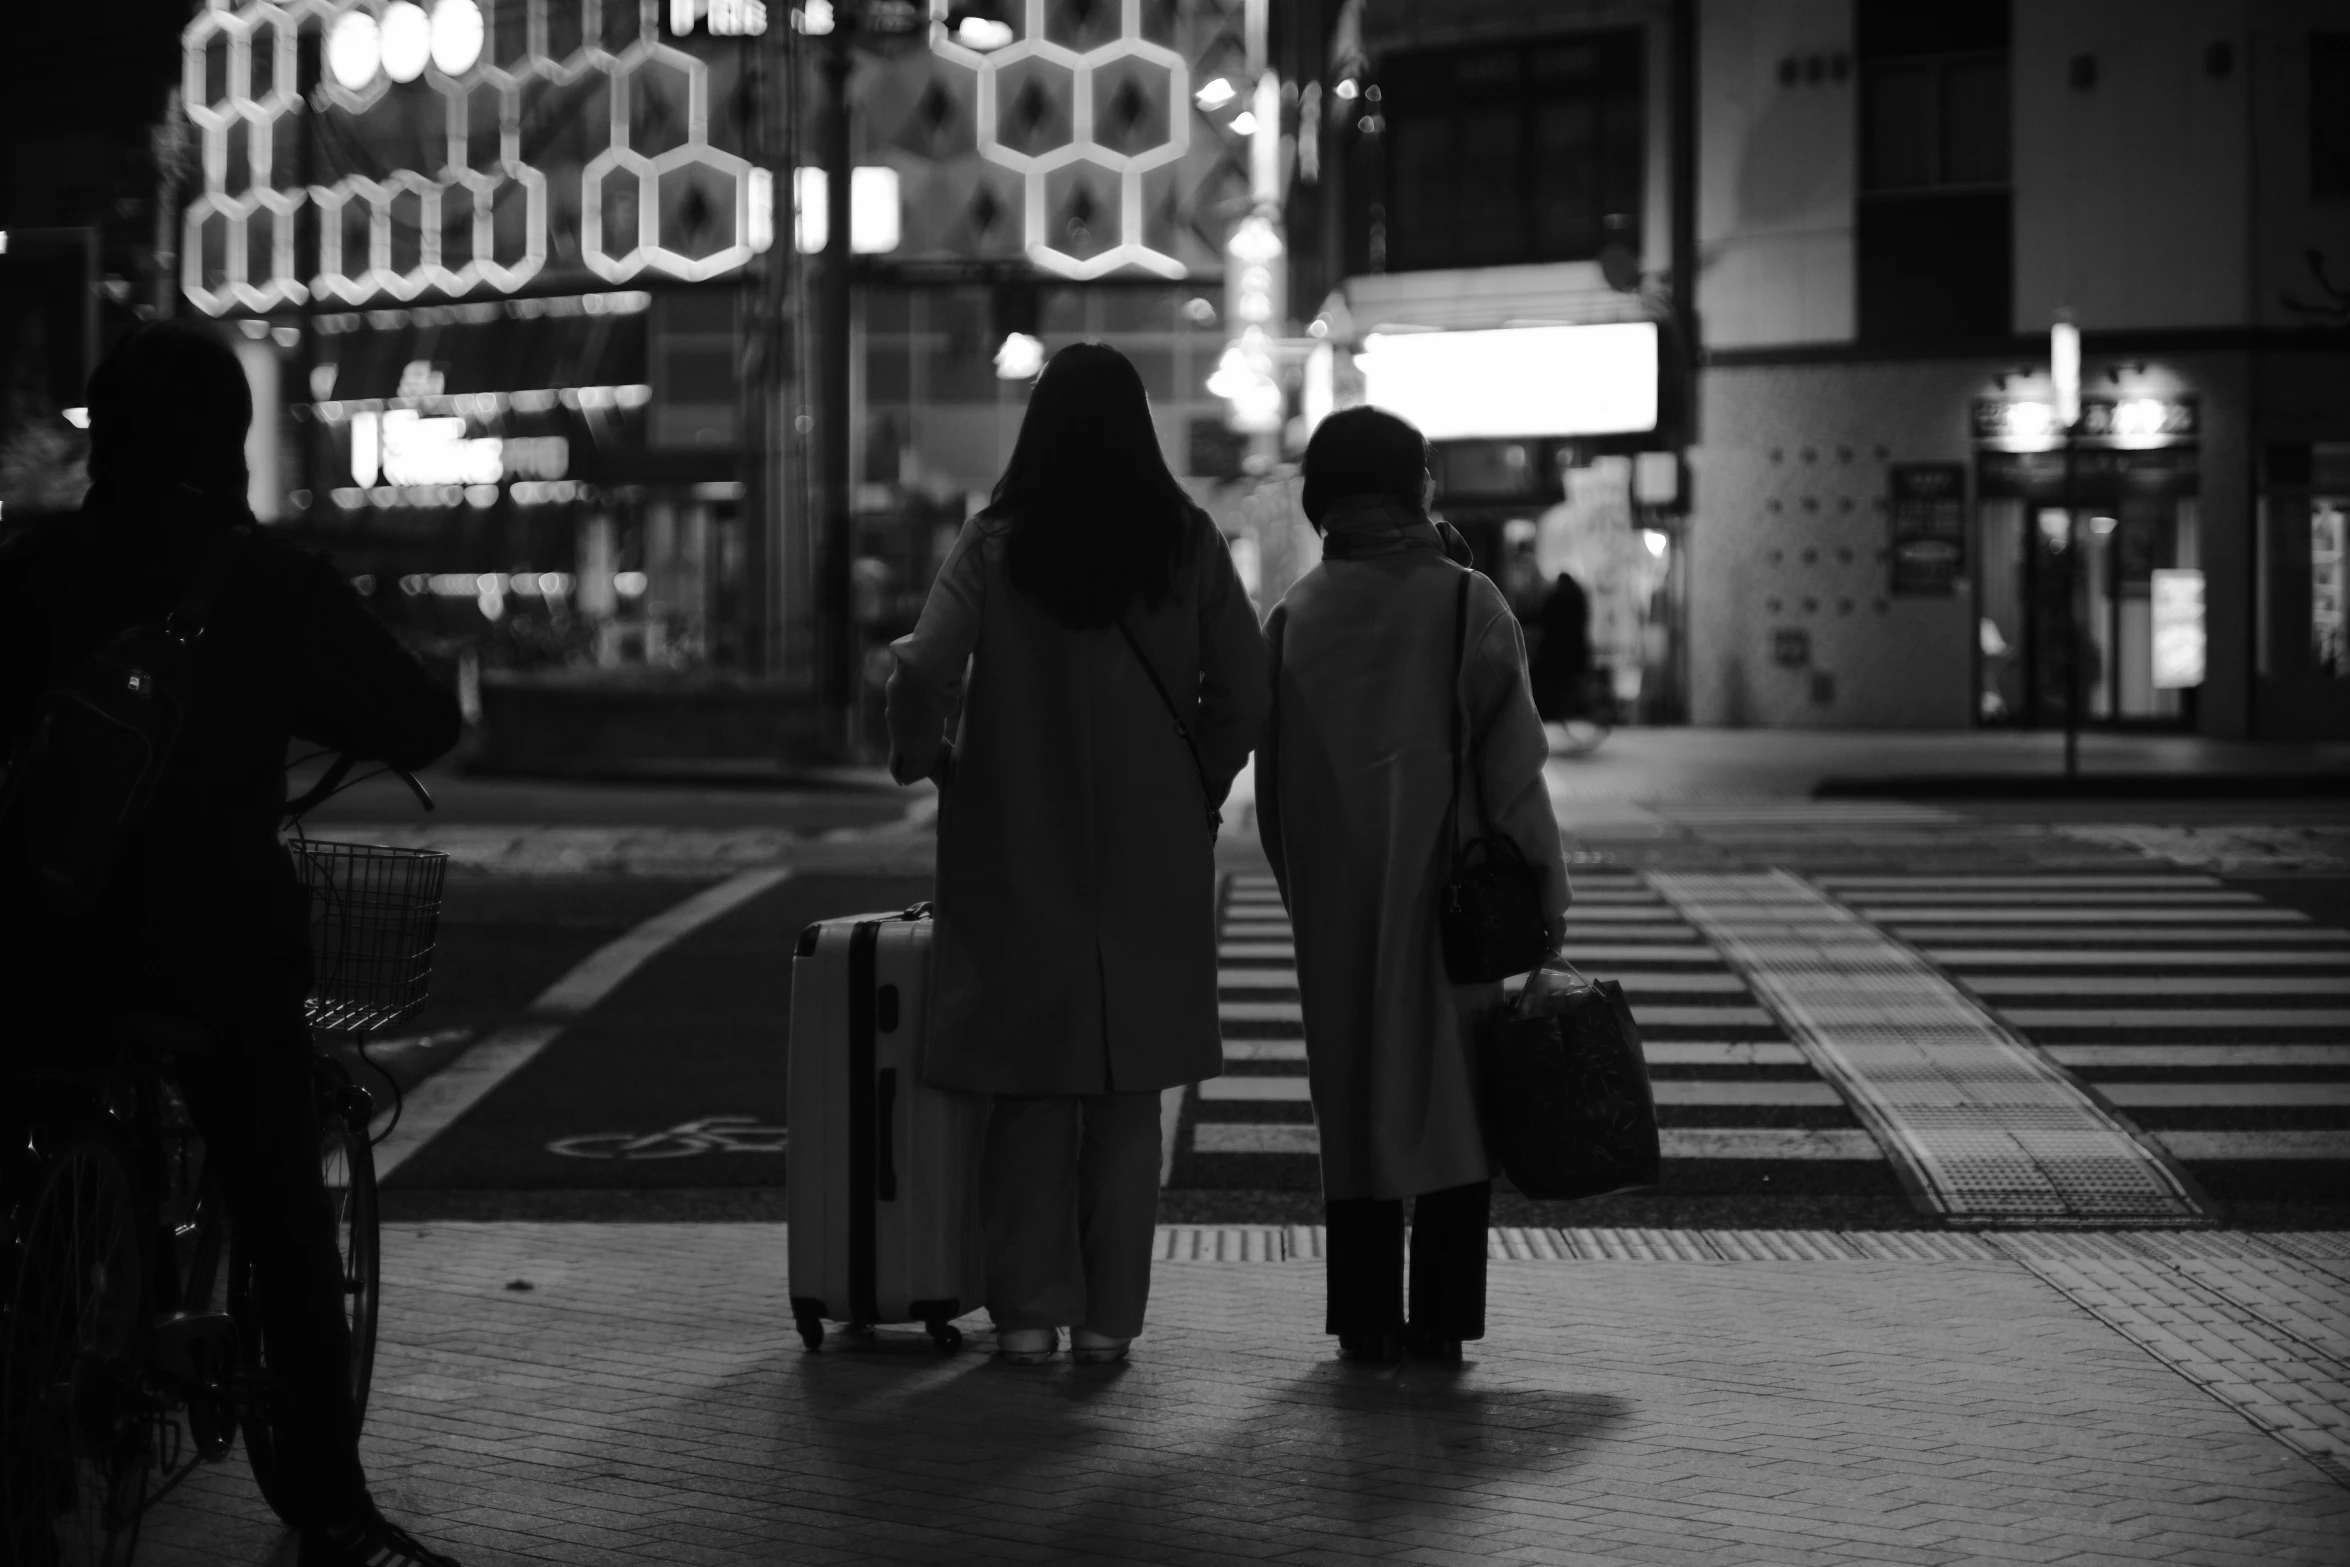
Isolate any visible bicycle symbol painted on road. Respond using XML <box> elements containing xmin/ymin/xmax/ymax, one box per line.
<box><xmin>547</xmin><ymin>1115</ymin><xmax>789</xmax><ymax>1160</ymax></box>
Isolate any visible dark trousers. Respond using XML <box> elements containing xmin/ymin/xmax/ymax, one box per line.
<box><xmin>1324</xmin><ymin>1181</ymin><xmax>1491</xmax><ymax>1340</ymax></box>
<box><xmin>981</xmin><ymin>1092</ymin><xmax>1163</xmax><ymax>1338</ymax></box>
<box><xmin>176</xmin><ymin>1029</ymin><xmax>369</xmax><ymax>1532</ymax></box>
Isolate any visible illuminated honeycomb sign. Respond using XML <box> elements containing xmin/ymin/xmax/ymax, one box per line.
<box><xmin>181</xmin><ymin>0</ymin><xmax>763</xmax><ymax>315</ymax></box>
<box><xmin>935</xmin><ymin>0</ymin><xmax>1187</xmax><ymax>279</ymax></box>
<box><xmin>872</xmin><ymin>0</ymin><xmax>1249</xmax><ymax>277</ymax></box>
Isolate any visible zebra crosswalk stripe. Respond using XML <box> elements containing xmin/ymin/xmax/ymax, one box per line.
<box><xmin>1860</xmin><ymin>873</ymin><xmax>2350</xmax><ymax>1173</ymax></box>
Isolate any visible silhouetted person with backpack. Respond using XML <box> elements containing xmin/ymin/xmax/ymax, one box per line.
<box><xmin>0</xmin><ymin>322</ymin><xmax>465</xmax><ymax>1566</ymax></box>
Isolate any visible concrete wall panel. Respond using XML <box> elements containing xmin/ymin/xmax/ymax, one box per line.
<box><xmin>1689</xmin><ymin>362</ymin><xmax>1984</xmax><ymax>730</ymax></box>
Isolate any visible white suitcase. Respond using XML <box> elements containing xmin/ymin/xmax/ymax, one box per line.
<box><xmin>788</xmin><ymin>903</ymin><xmax>986</xmax><ymax>1351</ymax></box>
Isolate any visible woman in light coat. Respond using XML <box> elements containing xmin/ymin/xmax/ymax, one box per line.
<box><xmin>887</xmin><ymin>343</ymin><xmax>1269</xmax><ymax>1365</ymax></box>
<box><xmin>1257</xmin><ymin>406</ymin><xmax>1578</xmax><ymax>1363</ymax></box>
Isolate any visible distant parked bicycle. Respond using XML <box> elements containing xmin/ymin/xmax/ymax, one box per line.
<box><xmin>1</xmin><ymin>754</ymin><xmax>442</xmax><ymax>1566</ymax></box>
<box><xmin>548</xmin><ymin>1116</ymin><xmax>791</xmax><ymax>1161</ymax></box>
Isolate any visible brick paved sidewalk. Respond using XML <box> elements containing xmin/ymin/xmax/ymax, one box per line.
<box><xmin>139</xmin><ymin>1224</ymin><xmax>2348</xmax><ymax>1566</ymax></box>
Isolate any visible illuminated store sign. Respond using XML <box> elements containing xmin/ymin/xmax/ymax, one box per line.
<box><xmin>181</xmin><ymin>0</ymin><xmax>767</xmax><ymax>315</ymax></box>
<box><xmin>351</xmin><ymin>407</ymin><xmax>569</xmax><ymax>487</ymax></box>
<box><xmin>1972</xmin><ymin>396</ymin><xmax>2200</xmax><ymax>451</ymax></box>
<box><xmin>668</xmin><ymin>0</ymin><xmax>769</xmax><ymax>35</ymax></box>
<box><xmin>1354</xmin><ymin>323</ymin><xmax>1660</xmax><ymax>441</ymax></box>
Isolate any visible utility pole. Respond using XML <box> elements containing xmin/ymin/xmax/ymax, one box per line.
<box><xmin>740</xmin><ymin>10</ymin><xmax>792</xmax><ymax>677</ymax></box>
<box><xmin>293</xmin><ymin>23</ymin><xmax>322</xmax><ymax>526</ymax></box>
<box><xmin>818</xmin><ymin>26</ymin><xmax>855</xmax><ymax>756</ymax></box>
<box><xmin>2052</xmin><ymin>310</ymin><xmax>2081</xmax><ymax>782</ymax></box>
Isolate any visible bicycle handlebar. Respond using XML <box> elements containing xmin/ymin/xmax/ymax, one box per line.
<box><xmin>282</xmin><ymin>753</ymin><xmax>435</xmax><ymax>823</ymax></box>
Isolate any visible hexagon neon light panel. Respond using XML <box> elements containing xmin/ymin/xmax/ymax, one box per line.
<box><xmin>181</xmin><ymin>0</ymin><xmax>760</xmax><ymax>314</ymax></box>
<box><xmin>933</xmin><ymin>0</ymin><xmax>1190</xmax><ymax>280</ymax></box>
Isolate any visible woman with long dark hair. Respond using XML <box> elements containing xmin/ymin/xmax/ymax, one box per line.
<box><xmin>886</xmin><ymin>342</ymin><xmax>1268</xmax><ymax>1364</ymax></box>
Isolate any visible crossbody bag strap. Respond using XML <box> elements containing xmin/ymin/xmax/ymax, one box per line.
<box><xmin>1443</xmin><ymin>567</ymin><xmax>1483</xmax><ymax>857</ymax></box>
<box><xmin>1114</xmin><ymin>616</ymin><xmax>1221</xmax><ymax>836</ymax></box>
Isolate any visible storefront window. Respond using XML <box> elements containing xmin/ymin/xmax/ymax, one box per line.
<box><xmin>2259</xmin><ymin>445</ymin><xmax>2350</xmax><ymax>689</ymax></box>
<box><xmin>1974</xmin><ymin>398</ymin><xmax>2201</xmax><ymax>728</ymax></box>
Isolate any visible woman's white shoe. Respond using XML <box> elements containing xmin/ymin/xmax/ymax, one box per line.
<box><xmin>996</xmin><ymin>1327</ymin><xmax>1059</xmax><ymax>1364</ymax></box>
<box><xmin>1070</xmin><ymin>1329</ymin><xmax>1131</xmax><ymax>1364</ymax></box>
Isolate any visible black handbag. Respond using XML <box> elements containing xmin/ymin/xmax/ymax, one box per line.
<box><xmin>1438</xmin><ymin>569</ymin><xmax>1550</xmax><ymax>983</ymax></box>
<box><xmin>1479</xmin><ymin>980</ymin><xmax>1662</xmax><ymax>1200</ymax></box>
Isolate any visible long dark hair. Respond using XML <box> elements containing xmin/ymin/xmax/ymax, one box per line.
<box><xmin>992</xmin><ymin>342</ymin><xmax>1191</xmax><ymax>630</ymax></box>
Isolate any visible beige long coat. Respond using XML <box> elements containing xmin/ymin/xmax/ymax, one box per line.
<box><xmin>1257</xmin><ymin>501</ymin><xmax>1571</xmax><ymax>1201</ymax></box>
<box><xmin>887</xmin><ymin>506</ymin><xmax>1269</xmax><ymax>1096</ymax></box>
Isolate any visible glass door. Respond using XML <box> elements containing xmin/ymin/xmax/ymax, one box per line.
<box><xmin>1977</xmin><ymin>488</ymin><xmax>2197</xmax><ymax>728</ymax></box>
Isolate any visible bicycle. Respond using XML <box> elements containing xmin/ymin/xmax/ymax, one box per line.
<box><xmin>1</xmin><ymin>755</ymin><xmax>444</xmax><ymax>1566</ymax></box>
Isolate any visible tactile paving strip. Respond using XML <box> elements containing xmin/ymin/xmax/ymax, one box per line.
<box><xmin>1647</xmin><ymin>870</ymin><xmax>2207</xmax><ymax>1225</ymax></box>
<box><xmin>1149</xmin><ymin>1227</ymin><xmax>2012</xmax><ymax>1263</ymax></box>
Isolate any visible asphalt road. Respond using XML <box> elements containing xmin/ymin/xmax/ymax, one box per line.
<box><xmin>350</xmin><ymin>782</ymin><xmax>2350</xmax><ymax>1228</ymax></box>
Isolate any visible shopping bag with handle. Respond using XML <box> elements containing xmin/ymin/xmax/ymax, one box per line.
<box><xmin>1479</xmin><ymin>977</ymin><xmax>1662</xmax><ymax>1201</ymax></box>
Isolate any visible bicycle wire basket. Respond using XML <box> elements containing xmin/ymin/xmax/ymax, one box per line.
<box><xmin>289</xmin><ymin>839</ymin><xmax>449</xmax><ymax>1033</ymax></box>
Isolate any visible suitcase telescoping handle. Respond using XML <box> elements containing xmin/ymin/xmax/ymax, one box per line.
<box><xmin>876</xmin><ymin>1068</ymin><xmax>898</xmax><ymax>1201</ymax></box>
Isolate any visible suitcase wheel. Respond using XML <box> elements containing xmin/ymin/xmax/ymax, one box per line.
<box><xmin>926</xmin><ymin>1322</ymin><xmax>962</xmax><ymax>1354</ymax></box>
<box><xmin>796</xmin><ymin>1316</ymin><xmax>824</xmax><ymax>1352</ymax></box>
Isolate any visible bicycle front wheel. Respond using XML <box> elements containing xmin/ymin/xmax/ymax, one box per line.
<box><xmin>321</xmin><ymin>1122</ymin><xmax>380</xmax><ymax>1423</ymax></box>
<box><xmin>231</xmin><ymin>1115</ymin><xmax>380</xmax><ymax>1519</ymax></box>
<box><xmin>2</xmin><ymin>1133</ymin><xmax>150</xmax><ymax>1567</ymax></box>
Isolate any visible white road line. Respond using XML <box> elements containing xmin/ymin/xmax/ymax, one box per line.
<box><xmin>532</xmin><ymin>868</ymin><xmax>795</xmax><ymax>1016</ymax></box>
<box><xmin>1217</xmin><ymin>970</ymin><xmax>1299</xmax><ymax>991</ymax></box>
<box><xmin>1219</xmin><ymin>1002</ymin><xmax>1304</xmax><ymax>1023</ymax></box>
<box><xmin>1927</xmin><ymin>950</ymin><xmax>2350</xmax><ymax>968</ymax></box>
<box><xmin>374</xmin><ymin>866</ymin><xmax>793</xmax><ymax>1181</ymax></box>
<box><xmin>1967</xmin><ymin>976</ymin><xmax>2350</xmax><ymax>997</ymax></box>
<box><xmin>1199</xmin><ymin>1078</ymin><xmax>1312</xmax><ymax>1101</ymax></box>
<box><xmin>1223</xmin><ymin>1039</ymin><xmax>1306</xmax><ymax>1061</ymax></box>
<box><xmin>1190</xmin><ymin>1125</ymin><xmax>1885</xmax><ymax>1159</ymax></box>
<box><xmin>1194</xmin><ymin>1124</ymin><xmax>1318</xmax><ymax>1154</ymax></box>
<box><xmin>1652</xmin><ymin>1081</ymin><xmax>1845</xmax><ymax>1106</ymax></box>
<box><xmin>1223</xmin><ymin>967</ymin><xmax>1751</xmax><ymax>994</ymax></box>
<box><xmin>1558</xmin><ymin>946</ymin><xmax>1730</xmax><ymax>964</ymax></box>
<box><xmin>2156</xmin><ymin>1131</ymin><xmax>2350</xmax><ymax>1160</ymax></box>
<box><xmin>2003</xmin><ymin>1008</ymin><xmax>2350</xmax><ymax>1029</ymax></box>
<box><xmin>1219</xmin><ymin>942</ymin><xmax>1295</xmax><ymax>960</ymax></box>
<box><xmin>2048</xmin><ymin>1045</ymin><xmax>2350</xmax><ymax>1068</ymax></box>
<box><xmin>1199</xmin><ymin>1079</ymin><xmax>1848</xmax><ymax>1107</ymax></box>
<box><xmin>1218</xmin><ymin>1000</ymin><xmax>1775</xmax><ymax>1026</ymax></box>
<box><xmin>1880</xmin><ymin>908</ymin><xmax>2309</xmax><ymax>924</ymax></box>
<box><xmin>1846</xmin><ymin>891</ymin><xmax>2264</xmax><ymax>905</ymax></box>
<box><xmin>2101</xmin><ymin>1082</ymin><xmax>2350</xmax><ymax>1107</ymax></box>
<box><xmin>1820</xmin><ymin>876</ymin><xmax>2225</xmax><ymax>889</ymax></box>
<box><xmin>1535</xmin><ymin>907</ymin><xmax>1692</xmax><ymax>921</ymax></box>
<box><xmin>1902</xmin><ymin>927</ymin><xmax>2348</xmax><ymax>945</ymax></box>
<box><xmin>1561</xmin><ymin>927</ymin><xmax>1704</xmax><ymax>941</ymax></box>
<box><xmin>1645</xmin><ymin>1042</ymin><xmax>1812</xmax><ymax>1066</ymax></box>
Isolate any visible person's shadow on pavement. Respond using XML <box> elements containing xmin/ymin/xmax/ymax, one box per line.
<box><xmin>784</xmin><ymin>1328</ymin><xmax>1631</xmax><ymax>1557</ymax></box>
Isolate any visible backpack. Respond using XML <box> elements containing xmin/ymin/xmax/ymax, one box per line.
<box><xmin>0</xmin><ymin>526</ymin><xmax>250</xmax><ymax>915</ymax></box>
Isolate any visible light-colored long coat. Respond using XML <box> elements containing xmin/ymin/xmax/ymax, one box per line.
<box><xmin>887</xmin><ymin>506</ymin><xmax>1269</xmax><ymax>1096</ymax></box>
<box><xmin>1257</xmin><ymin>504</ymin><xmax>1571</xmax><ymax>1202</ymax></box>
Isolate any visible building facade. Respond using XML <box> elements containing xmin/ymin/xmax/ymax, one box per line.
<box><xmin>1292</xmin><ymin>0</ymin><xmax>2348</xmax><ymax>739</ymax></box>
<box><xmin>1688</xmin><ymin>0</ymin><xmax>2349</xmax><ymax>739</ymax></box>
